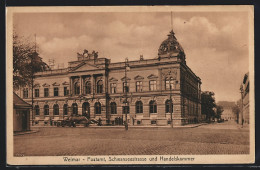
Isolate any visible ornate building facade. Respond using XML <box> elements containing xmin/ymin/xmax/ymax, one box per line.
<box><xmin>15</xmin><ymin>30</ymin><xmax>202</xmax><ymax>126</ymax></box>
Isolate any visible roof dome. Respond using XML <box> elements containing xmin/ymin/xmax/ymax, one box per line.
<box><xmin>158</xmin><ymin>30</ymin><xmax>184</xmax><ymax>56</ymax></box>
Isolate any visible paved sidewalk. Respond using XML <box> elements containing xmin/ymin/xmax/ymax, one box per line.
<box><xmin>14</xmin><ymin>130</ymin><xmax>38</xmax><ymax>136</ymax></box>
<box><xmin>30</xmin><ymin>123</ymin><xmax>208</xmax><ymax>129</ymax></box>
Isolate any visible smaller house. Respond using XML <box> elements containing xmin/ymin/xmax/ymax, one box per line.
<box><xmin>13</xmin><ymin>92</ymin><xmax>31</xmax><ymax>132</ymax></box>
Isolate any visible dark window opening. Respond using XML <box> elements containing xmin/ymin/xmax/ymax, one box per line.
<box><xmin>44</xmin><ymin>88</ymin><xmax>49</xmax><ymax>97</ymax></box>
<box><xmin>110</xmin><ymin>102</ymin><xmax>117</xmax><ymax>114</ymax></box>
<box><xmin>35</xmin><ymin>105</ymin><xmax>40</xmax><ymax>115</ymax></box>
<box><xmin>95</xmin><ymin>102</ymin><xmax>101</xmax><ymax>114</ymax></box>
<box><xmin>44</xmin><ymin>105</ymin><xmax>49</xmax><ymax>115</ymax></box>
<box><xmin>54</xmin><ymin>87</ymin><xmax>59</xmax><ymax>96</ymax></box>
<box><xmin>63</xmin><ymin>104</ymin><xmax>68</xmax><ymax>115</ymax></box>
<box><xmin>97</xmin><ymin>80</ymin><xmax>103</xmax><ymax>94</ymax></box>
<box><xmin>136</xmin><ymin>101</ymin><xmax>143</xmax><ymax>114</ymax></box>
<box><xmin>35</xmin><ymin>89</ymin><xmax>39</xmax><ymax>98</ymax></box>
<box><xmin>53</xmin><ymin>104</ymin><xmax>59</xmax><ymax>115</ymax></box>
<box><xmin>72</xmin><ymin>103</ymin><xmax>78</xmax><ymax>115</ymax></box>
<box><xmin>74</xmin><ymin>82</ymin><xmax>80</xmax><ymax>95</ymax></box>
<box><xmin>149</xmin><ymin>100</ymin><xmax>157</xmax><ymax>113</ymax></box>
<box><xmin>85</xmin><ymin>81</ymin><xmax>91</xmax><ymax>94</ymax></box>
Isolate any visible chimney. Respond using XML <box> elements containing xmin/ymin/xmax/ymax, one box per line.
<box><xmin>140</xmin><ymin>55</ymin><xmax>144</xmax><ymax>61</ymax></box>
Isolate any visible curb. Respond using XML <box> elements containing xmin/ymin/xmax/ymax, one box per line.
<box><xmin>14</xmin><ymin>130</ymin><xmax>39</xmax><ymax>136</ymax></box>
<box><xmin>29</xmin><ymin>123</ymin><xmax>208</xmax><ymax>129</ymax></box>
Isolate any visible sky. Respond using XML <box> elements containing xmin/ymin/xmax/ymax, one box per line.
<box><xmin>13</xmin><ymin>11</ymin><xmax>250</xmax><ymax>102</ymax></box>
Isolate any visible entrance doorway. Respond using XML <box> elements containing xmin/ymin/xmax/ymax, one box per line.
<box><xmin>22</xmin><ymin>110</ymin><xmax>28</xmax><ymax>131</ymax></box>
<box><xmin>82</xmin><ymin>102</ymin><xmax>90</xmax><ymax>119</ymax></box>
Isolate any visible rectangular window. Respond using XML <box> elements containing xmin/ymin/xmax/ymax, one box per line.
<box><xmin>149</xmin><ymin>80</ymin><xmax>157</xmax><ymax>91</ymax></box>
<box><xmin>54</xmin><ymin>87</ymin><xmax>59</xmax><ymax>96</ymax></box>
<box><xmin>122</xmin><ymin>106</ymin><xmax>129</xmax><ymax>114</ymax></box>
<box><xmin>44</xmin><ymin>88</ymin><xmax>49</xmax><ymax>97</ymax></box>
<box><xmin>35</xmin><ymin>89</ymin><xmax>39</xmax><ymax>98</ymax></box>
<box><xmin>123</xmin><ymin>82</ymin><xmax>129</xmax><ymax>93</ymax></box>
<box><xmin>151</xmin><ymin>120</ymin><xmax>157</xmax><ymax>125</ymax></box>
<box><xmin>110</xmin><ymin>83</ymin><xmax>117</xmax><ymax>94</ymax></box>
<box><xmin>136</xmin><ymin>81</ymin><xmax>143</xmax><ymax>92</ymax></box>
<box><xmin>64</xmin><ymin>87</ymin><xmax>69</xmax><ymax>96</ymax></box>
<box><xmin>23</xmin><ymin>88</ymin><xmax>28</xmax><ymax>98</ymax></box>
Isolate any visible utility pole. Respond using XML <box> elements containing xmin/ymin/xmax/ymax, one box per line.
<box><xmin>124</xmin><ymin>58</ymin><xmax>129</xmax><ymax>130</ymax></box>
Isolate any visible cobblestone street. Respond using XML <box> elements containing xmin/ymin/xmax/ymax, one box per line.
<box><xmin>14</xmin><ymin>122</ymin><xmax>250</xmax><ymax>156</ymax></box>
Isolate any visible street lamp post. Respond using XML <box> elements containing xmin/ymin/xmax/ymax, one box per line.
<box><xmin>240</xmin><ymin>85</ymin><xmax>244</xmax><ymax>128</ymax></box>
<box><xmin>170</xmin><ymin>83</ymin><xmax>173</xmax><ymax>128</ymax></box>
<box><xmin>124</xmin><ymin>58</ymin><xmax>129</xmax><ymax>130</ymax></box>
<box><xmin>170</xmin><ymin>80</ymin><xmax>178</xmax><ymax>128</ymax></box>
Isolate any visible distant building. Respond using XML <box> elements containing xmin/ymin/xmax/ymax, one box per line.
<box><xmin>217</xmin><ymin>101</ymin><xmax>236</xmax><ymax>121</ymax></box>
<box><xmin>240</xmin><ymin>72</ymin><xmax>249</xmax><ymax>124</ymax></box>
<box><xmin>13</xmin><ymin>92</ymin><xmax>31</xmax><ymax>132</ymax></box>
<box><xmin>15</xmin><ymin>30</ymin><xmax>202</xmax><ymax>126</ymax></box>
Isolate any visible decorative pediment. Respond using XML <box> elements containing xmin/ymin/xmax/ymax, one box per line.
<box><xmin>42</xmin><ymin>83</ymin><xmax>50</xmax><ymax>87</ymax></box>
<box><xmin>70</xmin><ymin>62</ymin><xmax>101</xmax><ymax>72</ymax></box>
<box><xmin>121</xmin><ymin>76</ymin><xmax>131</xmax><ymax>81</ymax></box>
<box><xmin>62</xmin><ymin>81</ymin><xmax>70</xmax><ymax>86</ymax></box>
<box><xmin>34</xmin><ymin>83</ymin><xmax>40</xmax><ymax>88</ymax></box>
<box><xmin>147</xmin><ymin>74</ymin><xmax>158</xmax><ymax>79</ymax></box>
<box><xmin>134</xmin><ymin>75</ymin><xmax>144</xmax><ymax>80</ymax></box>
<box><xmin>52</xmin><ymin>82</ymin><xmax>60</xmax><ymax>86</ymax></box>
<box><xmin>162</xmin><ymin>68</ymin><xmax>177</xmax><ymax>78</ymax></box>
<box><xmin>109</xmin><ymin>77</ymin><xmax>118</xmax><ymax>82</ymax></box>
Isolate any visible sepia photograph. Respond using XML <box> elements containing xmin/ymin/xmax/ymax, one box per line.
<box><xmin>6</xmin><ymin>6</ymin><xmax>254</xmax><ymax>165</ymax></box>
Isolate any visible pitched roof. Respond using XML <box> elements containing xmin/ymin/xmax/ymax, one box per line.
<box><xmin>13</xmin><ymin>92</ymin><xmax>31</xmax><ymax>109</ymax></box>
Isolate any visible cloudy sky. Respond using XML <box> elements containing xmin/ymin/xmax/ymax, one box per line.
<box><xmin>13</xmin><ymin>10</ymin><xmax>250</xmax><ymax>102</ymax></box>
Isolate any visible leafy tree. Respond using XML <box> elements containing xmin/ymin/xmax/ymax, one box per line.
<box><xmin>201</xmin><ymin>91</ymin><xmax>216</xmax><ymax>122</ymax></box>
<box><xmin>215</xmin><ymin>105</ymin><xmax>224</xmax><ymax>120</ymax></box>
<box><xmin>232</xmin><ymin>104</ymin><xmax>240</xmax><ymax>123</ymax></box>
<box><xmin>13</xmin><ymin>32</ymin><xmax>49</xmax><ymax>90</ymax></box>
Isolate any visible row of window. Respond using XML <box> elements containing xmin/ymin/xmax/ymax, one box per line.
<box><xmin>34</xmin><ymin>100</ymin><xmax>174</xmax><ymax>116</ymax></box>
<box><xmin>24</xmin><ymin>77</ymin><xmax>177</xmax><ymax>98</ymax></box>
<box><xmin>112</xmin><ymin>78</ymin><xmax>176</xmax><ymax>94</ymax></box>
<box><xmin>23</xmin><ymin>87</ymin><xmax>69</xmax><ymax>98</ymax></box>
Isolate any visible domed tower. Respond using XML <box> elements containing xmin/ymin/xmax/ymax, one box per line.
<box><xmin>158</xmin><ymin>30</ymin><xmax>186</xmax><ymax>63</ymax></box>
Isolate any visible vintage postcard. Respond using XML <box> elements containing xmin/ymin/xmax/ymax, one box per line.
<box><xmin>6</xmin><ymin>6</ymin><xmax>255</xmax><ymax>165</ymax></box>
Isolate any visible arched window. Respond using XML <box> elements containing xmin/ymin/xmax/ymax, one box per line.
<box><xmin>85</xmin><ymin>81</ymin><xmax>91</xmax><ymax>94</ymax></box>
<box><xmin>149</xmin><ymin>100</ymin><xmax>157</xmax><ymax>114</ymax></box>
<box><xmin>72</xmin><ymin>103</ymin><xmax>78</xmax><ymax>115</ymax></box>
<box><xmin>97</xmin><ymin>80</ymin><xmax>103</xmax><ymax>93</ymax></box>
<box><xmin>165</xmin><ymin>99</ymin><xmax>173</xmax><ymax>113</ymax></box>
<box><xmin>110</xmin><ymin>102</ymin><xmax>117</xmax><ymax>114</ymax></box>
<box><xmin>165</xmin><ymin>77</ymin><xmax>174</xmax><ymax>90</ymax></box>
<box><xmin>136</xmin><ymin>101</ymin><xmax>143</xmax><ymax>114</ymax></box>
<box><xmin>74</xmin><ymin>82</ymin><xmax>80</xmax><ymax>95</ymax></box>
<box><xmin>63</xmin><ymin>104</ymin><xmax>68</xmax><ymax>115</ymax></box>
<box><xmin>35</xmin><ymin>105</ymin><xmax>40</xmax><ymax>115</ymax></box>
<box><xmin>82</xmin><ymin>102</ymin><xmax>90</xmax><ymax>118</ymax></box>
<box><xmin>53</xmin><ymin>104</ymin><xmax>59</xmax><ymax>115</ymax></box>
<box><xmin>44</xmin><ymin>105</ymin><xmax>49</xmax><ymax>115</ymax></box>
<box><xmin>95</xmin><ymin>102</ymin><xmax>101</xmax><ymax>114</ymax></box>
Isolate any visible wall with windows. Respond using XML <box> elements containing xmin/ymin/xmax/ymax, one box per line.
<box><xmin>108</xmin><ymin>66</ymin><xmax>160</xmax><ymax>94</ymax></box>
<box><xmin>21</xmin><ymin>75</ymin><xmax>70</xmax><ymax>100</ymax></box>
